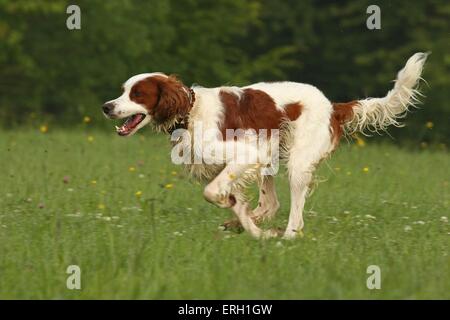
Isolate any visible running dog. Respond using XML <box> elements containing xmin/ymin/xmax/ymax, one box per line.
<box><xmin>102</xmin><ymin>52</ymin><xmax>428</xmax><ymax>239</ymax></box>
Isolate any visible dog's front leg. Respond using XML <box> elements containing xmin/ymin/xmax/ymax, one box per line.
<box><xmin>203</xmin><ymin>163</ymin><xmax>279</xmax><ymax>239</ymax></box>
<box><xmin>203</xmin><ymin>162</ymin><xmax>250</xmax><ymax>209</ymax></box>
<box><xmin>221</xmin><ymin>175</ymin><xmax>280</xmax><ymax>231</ymax></box>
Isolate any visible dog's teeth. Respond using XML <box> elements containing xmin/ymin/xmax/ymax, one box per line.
<box><xmin>115</xmin><ymin>126</ymin><xmax>120</xmax><ymax>131</ymax></box>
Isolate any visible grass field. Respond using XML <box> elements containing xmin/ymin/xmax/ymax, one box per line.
<box><xmin>0</xmin><ymin>129</ymin><xmax>448</xmax><ymax>299</ymax></box>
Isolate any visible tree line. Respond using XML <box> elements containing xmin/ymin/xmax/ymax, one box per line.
<box><xmin>0</xmin><ymin>0</ymin><xmax>448</xmax><ymax>142</ymax></box>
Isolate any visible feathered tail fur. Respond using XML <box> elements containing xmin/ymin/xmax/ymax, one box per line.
<box><xmin>343</xmin><ymin>52</ymin><xmax>429</xmax><ymax>135</ymax></box>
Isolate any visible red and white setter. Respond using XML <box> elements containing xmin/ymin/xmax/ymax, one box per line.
<box><xmin>103</xmin><ymin>52</ymin><xmax>428</xmax><ymax>239</ymax></box>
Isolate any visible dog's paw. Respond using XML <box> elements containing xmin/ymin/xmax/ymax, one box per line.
<box><xmin>220</xmin><ymin>219</ymin><xmax>244</xmax><ymax>233</ymax></box>
<box><xmin>203</xmin><ymin>184</ymin><xmax>235</xmax><ymax>208</ymax></box>
<box><xmin>220</xmin><ymin>214</ymin><xmax>266</xmax><ymax>233</ymax></box>
<box><xmin>282</xmin><ymin>229</ymin><xmax>304</xmax><ymax>240</ymax></box>
<box><xmin>261</xmin><ymin>227</ymin><xmax>284</xmax><ymax>239</ymax></box>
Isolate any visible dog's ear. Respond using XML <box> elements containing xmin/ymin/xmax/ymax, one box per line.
<box><xmin>153</xmin><ymin>75</ymin><xmax>190</xmax><ymax>124</ymax></box>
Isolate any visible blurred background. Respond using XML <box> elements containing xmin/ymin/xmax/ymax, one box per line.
<box><xmin>0</xmin><ymin>0</ymin><xmax>448</xmax><ymax>144</ymax></box>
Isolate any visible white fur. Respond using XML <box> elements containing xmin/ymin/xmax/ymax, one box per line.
<box><xmin>123</xmin><ymin>72</ymin><xmax>166</xmax><ymax>88</ymax></box>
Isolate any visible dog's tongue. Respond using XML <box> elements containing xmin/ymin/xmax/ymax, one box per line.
<box><xmin>117</xmin><ymin>114</ymin><xmax>145</xmax><ymax>136</ymax></box>
<box><xmin>125</xmin><ymin>114</ymin><xmax>144</xmax><ymax>129</ymax></box>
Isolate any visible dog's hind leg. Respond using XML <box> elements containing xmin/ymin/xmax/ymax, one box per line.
<box><xmin>251</xmin><ymin>175</ymin><xmax>280</xmax><ymax>222</ymax></box>
<box><xmin>283</xmin><ymin>170</ymin><xmax>310</xmax><ymax>240</ymax></box>
<box><xmin>283</xmin><ymin>100</ymin><xmax>334</xmax><ymax>239</ymax></box>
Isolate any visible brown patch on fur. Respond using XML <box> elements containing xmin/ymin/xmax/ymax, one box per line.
<box><xmin>330</xmin><ymin>101</ymin><xmax>358</xmax><ymax>147</ymax></box>
<box><xmin>129</xmin><ymin>75</ymin><xmax>191</xmax><ymax>126</ymax></box>
<box><xmin>229</xmin><ymin>194</ymin><xmax>237</xmax><ymax>207</ymax></box>
<box><xmin>284</xmin><ymin>103</ymin><xmax>303</xmax><ymax>121</ymax></box>
<box><xmin>218</xmin><ymin>89</ymin><xmax>302</xmax><ymax>140</ymax></box>
<box><xmin>128</xmin><ymin>77</ymin><xmax>160</xmax><ymax>111</ymax></box>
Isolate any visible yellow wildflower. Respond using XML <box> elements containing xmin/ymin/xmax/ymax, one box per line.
<box><xmin>425</xmin><ymin>121</ymin><xmax>434</xmax><ymax>129</ymax></box>
<box><xmin>352</xmin><ymin>133</ymin><xmax>365</xmax><ymax>147</ymax></box>
<box><xmin>135</xmin><ymin>191</ymin><xmax>142</xmax><ymax>197</ymax></box>
<box><xmin>83</xmin><ymin>116</ymin><xmax>91</xmax><ymax>123</ymax></box>
<box><xmin>129</xmin><ymin>166</ymin><xmax>136</xmax><ymax>172</ymax></box>
<box><xmin>357</xmin><ymin>138</ymin><xmax>365</xmax><ymax>147</ymax></box>
<box><xmin>39</xmin><ymin>125</ymin><xmax>48</xmax><ymax>133</ymax></box>
<box><xmin>164</xmin><ymin>183</ymin><xmax>174</xmax><ymax>189</ymax></box>
<box><xmin>363</xmin><ymin>167</ymin><xmax>369</xmax><ymax>173</ymax></box>
<box><xmin>98</xmin><ymin>203</ymin><xmax>105</xmax><ymax>210</ymax></box>
<box><xmin>91</xmin><ymin>180</ymin><xmax>97</xmax><ymax>185</ymax></box>
<box><xmin>87</xmin><ymin>136</ymin><xmax>94</xmax><ymax>142</ymax></box>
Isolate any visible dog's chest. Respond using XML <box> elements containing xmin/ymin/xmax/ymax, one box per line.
<box><xmin>183</xmin><ymin>162</ymin><xmax>225</xmax><ymax>182</ymax></box>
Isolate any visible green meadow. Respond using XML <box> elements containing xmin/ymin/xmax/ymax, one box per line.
<box><xmin>0</xmin><ymin>129</ymin><xmax>448</xmax><ymax>299</ymax></box>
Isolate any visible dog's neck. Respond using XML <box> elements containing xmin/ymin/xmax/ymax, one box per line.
<box><xmin>183</xmin><ymin>86</ymin><xmax>196</xmax><ymax>109</ymax></box>
<box><xmin>167</xmin><ymin>86</ymin><xmax>195</xmax><ymax>135</ymax></box>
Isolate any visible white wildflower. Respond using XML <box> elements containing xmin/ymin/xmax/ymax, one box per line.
<box><xmin>66</xmin><ymin>212</ymin><xmax>82</xmax><ymax>218</ymax></box>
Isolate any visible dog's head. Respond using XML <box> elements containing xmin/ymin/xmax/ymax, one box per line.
<box><xmin>102</xmin><ymin>73</ymin><xmax>193</xmax><ymax>136</ymax></box>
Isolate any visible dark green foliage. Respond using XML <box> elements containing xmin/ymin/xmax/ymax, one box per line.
<box><xmin>0</xmin><ymin>0</ymin><xmax>448</xmax><ymax>142</ymax></box>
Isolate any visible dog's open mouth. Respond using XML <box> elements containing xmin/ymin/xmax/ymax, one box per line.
<box><xmin>115</xmin><ymin>114</ymin><xmax>146</xmax><ymax>136</ymax></box>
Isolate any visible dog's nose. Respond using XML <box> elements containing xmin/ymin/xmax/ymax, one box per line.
<box><xmin>102</xmin><ymin>103</ymin><xmax>115</xmax><ymax>114</ymax></box>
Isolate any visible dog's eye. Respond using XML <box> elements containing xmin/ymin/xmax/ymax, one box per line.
<box><xmin>133</xmin><ymin>91</ymin><xmax>142</xmax><ymax>97</ymax></box>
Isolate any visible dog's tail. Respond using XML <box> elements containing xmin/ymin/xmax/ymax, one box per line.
<box><xmin>333</xmin><ymin>52</ymin><xmax>429</xmax><ymax>135</ymax></box>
